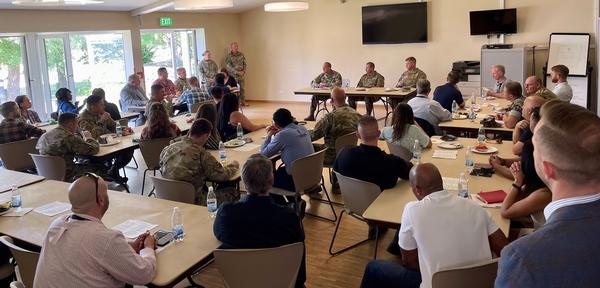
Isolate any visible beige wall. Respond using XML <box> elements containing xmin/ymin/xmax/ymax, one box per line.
<box><xmin>0</xmin><ymin>9</ymin><xmax>241</xmax><ymax>74</ymax></box>
<box><xmin>239</xmin><ymin>0</ymin><xmax>596</xmax><ymax>102</ymax></box>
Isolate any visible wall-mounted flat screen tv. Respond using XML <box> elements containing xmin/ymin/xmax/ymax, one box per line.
<box><xmin>470</xmin><ymin>8</ymin><xmax>517</xmax><ymax>35</ymax></box>
<box><xmin>362</xmin><ymin>2</ymin><xmax>428</xmax><ymax>44</ymax></box>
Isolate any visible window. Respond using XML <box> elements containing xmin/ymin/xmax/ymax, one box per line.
<box><xmin>0</xmin><ymin>36</ymin><xmax>29</xmax><ymax>103</ymax></box>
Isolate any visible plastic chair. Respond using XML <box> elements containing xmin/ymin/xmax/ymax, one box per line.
<box><xmin>0</xmin><ymin>138</ymin><xmax>38</xmax><ymax>172</ymax></box>
<box><xmin>150</xmin><ymin>176</ymin><xmax>196</xmax><ymax>204</ymax></box>
<box><xmin>330</xmin><ymin>171</ymin><xmax>382</xmax><ymax>258</ymax></box>
<box><xmin>386</xmin><ymin>141</ymin><xmax>413</xmax><ymax>162</ymax></box>
<box><xmin>0</xmin><ymin>236</ymin><xmax>40</xmax><ymax>288</ymax></box>
<box><xmin>138</xmin><ymin>138</ymin><xmax>172</xmax><ymax>196</ymax></box>
<box><xmin>10</xmin><ymin>281</ymin><xmax>25</xmax><ymax>288</ymax></box>
<box><xmin>431</xmin><ymin>258</ymin><xmax>499</xmax><ymax>288</ymax></box>
<box><xmin>323</xmin><ymin>131</ymin><xmax>358</xmax><ymax>185</ymax></box>
<box><xmin>270</xmin><ymin>149</ymin><xmax>337</xmax><ymax>222</ymax></box>
<box><xmin>29</xmin><ymin>154</ymin><xmax>66</xmax><ymax>181</ymax></box>
<box><xmin>214</xmin><ymin>242</ymin><xmax>304</xmax><ymax>288</ymax></box>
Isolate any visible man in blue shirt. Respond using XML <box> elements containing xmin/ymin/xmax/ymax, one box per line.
<box><xmin>181</xmin><ymin>76</ymin><xmax>211</xmax><ymax>112</ymax></box>
<box><xmin>261</xmin><ymin>108</ymin><xmax>314</xmax><ymax>192</ymax></box>
<box><xmin>495</xmin><ymin>101</ymin><xmax>600</xmax><ymax>287</ymax></box>
<box><xmin>432</xmin><ymin>70</ymin><xmax>464</xmax><ymax>112</ymax></box>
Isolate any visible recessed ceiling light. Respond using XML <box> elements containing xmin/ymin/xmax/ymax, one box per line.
<box><xmin>174</xmin><ymin>0</ymin><xmax>234</xmax><ymax>10</ymax></box>
<box><xmin>264</xmin><ymin>1</ymin><xmax>309</xmax><ymax>12</ymax></box>
<box><xmin>12</xmin><ymin>0</ymin><xmax>104</xmax><ymax>5</ymax></box>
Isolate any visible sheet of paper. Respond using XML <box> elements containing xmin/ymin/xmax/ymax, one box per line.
<box><xmin>432</xmin><ymin>150</ymin><xmax>458</xmax><ymax>159</ymax></box>
<box><xmin>232</xmin><ymin>143</ymin><xmax>260</xmax><ymax>152</ymax></box>
<box><xmin>113</xmin><ymin>220</ymin><xmax>158</xmax><ymax>239</ymax></box>
<box><xmin>34</xmin><ymin>202</ymin><xmax>71</xmax><ymax>217</ymax></box>
<box><xmin>442</xmin><ymin>177</ymin><xmax>459</xmax><ymax>191</ymax></box>
<box><xmin>2</xmin><ymin>207</ymin><xmax>33</xmax><ymax>217</ymax></box>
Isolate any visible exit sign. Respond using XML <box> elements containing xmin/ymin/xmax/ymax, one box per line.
<box><xmin>159</xmin><ymin>17</ymin><xmax>173</xmax><ymax>27</ymax></box>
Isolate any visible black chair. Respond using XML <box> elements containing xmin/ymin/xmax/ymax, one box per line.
<box><xmin>415</xmin><ymin>117</ymin><xmax>436</xmax><ymax>137</ymax></box>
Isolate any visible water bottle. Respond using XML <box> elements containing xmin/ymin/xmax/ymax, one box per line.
<box><xmin>236</xmin><ymin>122</ymin><xmax>243</xmax><ymax>140</ymax></box>
<box><xmin>171</xmin><ymin>207</ymin><xmax>184</xmax><ymax>242</ymax></box>
<box><xmin>207</xmin><ymin>186</ymin><xmax>218</xmax><ymax>218</ymax></box>
<box><xmin>477</xmin><ymin>125</ymin><xmax>486</xmax><ymax>146</ymax></box>
<box><xmin>218</xmin><ymin>141</ymin><xmax>227</xmax><ymax>165</ymax></box>
<box><xmin>451</xmin><ymin>100</ymin><xmax>458</xmax><ymax>115</ymax></box>
<box><xmin>458</xmin><ymin>173</ymin><xmax>469</xmax><ymax>198</ymax></box>
<box><xmin>469</xmin><ymin>105</ymin><xmax>475</xmax><ymax>122</ymax></box>
<box><xmin>116</xmin><ymin>122</ymin><xmax>123</xmax><ymax>137</ymax></box>
<box><xmin>465</xmin><ymin>147</ymin><xmax>474</xmax><ymax>173</ymax></box>
<box><xmin>10</xmin><ymin>185</ymin><xmax>21</xmax><ymax>208</ymax></box>
<box><xmin>412</xmin><ymin>139</ymin><xmax>421</xmax><ymax>165</ymax></box>
<box><xmin>470</xmin><ymin>92</ymin><xmax>476</xmax><ymax>106</ymax></box>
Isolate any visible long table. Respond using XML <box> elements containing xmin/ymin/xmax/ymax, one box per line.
<box><xmin>440</xmin><ymin>98</ymin><xmax>514</xmax><ymax>139</ymax></box>
<box><xmin>0</xmin><ymin>179</ymin><xmax>219</xmax><ymax>288</ymax></box>
<box><xmin>364</xmin><ymin>137</ymin><xmax>513</xmax><ymax>236</ymax></box>
<box><xmin>294</xmin><ymin>87</ymin><xmax>417</xmax><ymax>120</ymax></box>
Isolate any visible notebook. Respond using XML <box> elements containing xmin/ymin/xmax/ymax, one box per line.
<box><xmin>476</xmin><ymin>190</ymin><xmax>507</xmax><ymax>204</ymax></box>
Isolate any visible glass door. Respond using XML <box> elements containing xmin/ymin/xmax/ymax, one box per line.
<box><xmin>0</xmin><ymin>36</ymin><xmax>30</xmax><ymax>103</ymax></box>
<box><xmin>40</xmin><ymin>35</ymin><xmax>74</xmax><ymax>113</ymax></box>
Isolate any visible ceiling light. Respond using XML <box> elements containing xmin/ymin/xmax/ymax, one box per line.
<box><xmin>174</xmin><ymin>0</ymin><xmax>233</xmax><ymax>10</ymax></box>
<box><xmin>12</xmin><ymin>0</ymin><xmax>103</xmax><ymax>5</ymax></box>
<box><xmin>264</xmin><ymin>1</ymin><xmax>309</xmax><ymax>12</ymax></box>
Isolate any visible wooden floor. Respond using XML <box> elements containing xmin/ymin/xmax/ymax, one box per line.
<box><xmin>125</xmin><ymin>100</ymin><xmax>398</xmax><ymax>288</ymax></box>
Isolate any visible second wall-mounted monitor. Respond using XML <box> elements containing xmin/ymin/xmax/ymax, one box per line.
<box><xmin>362</xmin><ymin>2</ymin><xmax>428</xmax><ymax>45</ymax></box>
<box><xmin>470</xmin><ymin>8</ymin><xmax>517</xmax><ymax>36</ymax></box>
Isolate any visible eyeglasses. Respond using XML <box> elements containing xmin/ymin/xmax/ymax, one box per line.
<box><xmin>81</xmin><ymin>172</ymin><xmax>100</xmax><ymax>204</ymax></box>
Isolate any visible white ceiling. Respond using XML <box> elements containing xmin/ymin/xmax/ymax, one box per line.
<box><xmin>0</xmin><ymin>0</ymin><xmax>266</xmax><ymax>13</ymax></box>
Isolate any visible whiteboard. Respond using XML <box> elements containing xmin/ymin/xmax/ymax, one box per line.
<box><xmin>546</xmin><ymin>76</ymin><xmax>588</xmax><ymax>108</ymax></box>
<box><xmin>547</xmin><ymin>33</ymin><xmax>590</xmax><ymax>76</ymax></box>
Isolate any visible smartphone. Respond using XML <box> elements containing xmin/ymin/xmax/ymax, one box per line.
<box><xmin>154</xmin><ymin>230</ymin><xmax>174</xmax><ymax>247</ymax></box>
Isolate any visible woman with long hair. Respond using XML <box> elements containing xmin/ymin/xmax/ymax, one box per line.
<box><xmin>217</xmin><ymin>93</ymin><xmax>266</xmax><ymax>140</ymax></box>
<box><xmin>220</xmin><ymin>67</ymin><xmax>238</xmax><ymax>88</ymax></box>
<box><xmin>381</xmin><ymin>103</ymin><xmax>431</xmax><ymax>151</ymax></box>
<box><xmin>15</xmin><ymin>95</ymin><xmax>41</xmax><ymax>124</ymax></box>
<box><xmin>194</xmin><ymin>103</ymin><xmax>221</xmax><ymax>149</ymax></box>
<box><xmin>141</xmin><ymin>102</ymin><xmax>181</xmax><ymax>139</ymax></box>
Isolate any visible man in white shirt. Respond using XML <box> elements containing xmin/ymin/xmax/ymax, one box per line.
<box><xmin>360</xmin><ymin>163</ymin><xmax>507</xmax><ymax>288</ymax></box>
<box><xmin>34</xmin><ymin>174</ymin><xmax>157</xmax><ymax>288</ymax></box>
<box><xmin>486</xmin><ymin>64</ymin><xmax>509</xmax><ymax>98</ymax></box>
<box><xmin>550</xmin><ymin>64</ymin><xmax>573</xmax><ymax>102</ymax></box>
<box><xmin>496</xmin><ymin>101</ymin><xmax>600</xmax><ymax>287</ymax></box>
<box><xmin>407</xmin><ymin>79</ymin><xmax>452</xmax><ymax>135</ymax></box>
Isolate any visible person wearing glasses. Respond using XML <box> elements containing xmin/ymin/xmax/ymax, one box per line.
<box><xmin>34</xmin><ymin>173</ymin><xmax>157</xmax><ymax>287</ymax></box>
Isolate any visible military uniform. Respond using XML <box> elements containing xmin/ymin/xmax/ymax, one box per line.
<box><xmin>159</xmin><ymin>137</ymin><xmax>240</xmax><ymax>206</ymax></box>
<box><xmin>311</xmin><ymin>104</ymin><xmax>361</xmax><ymax>165</ymax></box>
<box><xmin>225</xmin><ymin>51</ymin><xmax>247</xmax><ymax>105</ymax></box>
<box><xmin>507</xmin><ymin>96</ymin><xmax>526</xmax><ymax>120</ymax></box>
<box><xmin>394</xmin><ymin>68</ymin><xmax>427</xmax><ymax>109</ymax></box>
<box><xmin>199</xmin><ymin>59</ymin><xmax>219</xmax><ymax>84</ymax></box>
<box><xmin>534</xmin><ymin>87</ymin><xmax>559</xmax><ymax>101</ymax></box>
<box><xmin>77</xmin><ymin>109</ymin><xmax>116</xmax><ymax>139</ymax></box>
<box><xmin>349</xmin><ymin>72</ymin><xmax>385</xmax><ymax>116</ymax></box>
<box><xmin>175</xmin><ymin>78</ymin><xmax>191</xmax><ymax>95</ymax></box>
<box><xmin>305</xmin><ymin>70</ymin><xmax>343</xmax><ymax>121</ymax></box>
<box><xmin>36</xmin><ymin>126</ymin><xmax>100</xmax><ymax>181</ymax></box>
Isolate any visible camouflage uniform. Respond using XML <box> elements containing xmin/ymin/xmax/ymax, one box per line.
<box><xmin>394</xmin><ymin>68</ymin><xmax>427</xmax><ymax>108</ymax></box>
<box><xmin>159</xmin><ymin>137</ymin><xmax>240</xmax><ymax>206</ymax></box>
<box><xmin>349</xmin><ymin>72</ymin><xmax>385</xmax><ymax>116</ymax></box>
<box><xmin>534</xmin><ymin>87</ymin><xmax>559</xmax><ymax>101</ymax></box>
<box><xmin>36</xmin><ymin>126</ymin><xmax>100</xmax><ymax>181</ymax></box>
<box><xmin>199</xmin><ymin>59</ymin><xmax>219</xmax><ymax>84</ymax></box>
<box><xmin>225</xmin><ymin>51</ymin><xmax>247</xmax><ymax>105</ymax></box>
<box><xmin>306</xmin><ymin>70</ymin><xmax>343</xmax><ymax>120</ymax></box>
<box><xmin>77</xmin><ymin>109</ymin><xmax>116</xmax><ymax>139</ymax></box>
<box><xmin>507</xmin><ymin>96</ymin><xmax>526</xmax><ymax>120</ymax></box>
<box><xmin>175</xmin><ymin>78</ymin><xmax>191</xmax><ymax>95</ymax></box>
<box><xmin>311</xmin><ymin>104</ymin><xmax>361</xmax><ymax>165</ymax></box>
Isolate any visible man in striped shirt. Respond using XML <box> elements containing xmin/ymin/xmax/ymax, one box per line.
<box><xmin>34</xmin><ymin>174</ymin><xmax>157</xmax><ymax>288</ymax></box>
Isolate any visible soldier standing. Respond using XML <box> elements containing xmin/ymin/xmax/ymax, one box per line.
<box><xmin>199</xmin><ymin>50</ymin><xmax>219</xmax><ymax>86</ymax></box>
<box><xmin>225</xmin><ymin>42</ymin><xmax>247</xmax><ymax>106</ymax></box>
<box><xmin>349</xmin><ymin>62</ymin><xmax>385</xmax><ymax>116</ymax></box>
<box><xmin>304</xmin><ymin>62</ymin><xmax>342</xmax><ymax>121</ymax></box>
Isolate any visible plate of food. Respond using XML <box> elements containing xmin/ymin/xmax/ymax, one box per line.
<box><xmin>100</xmin><ymin>140</ymin><xmax>121</xmax><ymax>147</ymax></box>
<box><xmin>224</xmin><ymin>139</ymin><xmax>246</xmax><ymax>148</ymax></box>
<box><xmin>452</xmin><ymin>114</ymin><xmax>468</xmax><ymax>120</ymax></box>
<box><xmin>437</xmin><ymin>142</ymin><xmax>463</xmax><ymax>149</ymax></box>
<box><xmin>471</xmin><ymin>144</ymin><xmax>498</xmax><ymax>154</ymax></box>
<box><xmin>385</xmin><ymin>87</ymin><xmax>398</xmax><ymax>92</ymax></box>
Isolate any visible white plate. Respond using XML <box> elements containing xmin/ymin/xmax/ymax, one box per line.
<box><xmin>471</xmin><ymin>146</ymin><xmax>498</xmax><ymax>154</ymax></box>
<box><xmin>355</xmin><ymin>88</ymin><xmax>366</xmax><ymax>91</ymax></box>
<box><xmin>452</xmin><ymin>114</ymin><xmax>468</xmax><ymax>120</ymax></box>
<box><xmin>437</xmin><ymin>142</ymin><xmax>463</xmax><ymax>149</ymax></box>
<box><xmin>35</xmin><ymin>122</ymin><xmax>51</xmax><ymax>127</ymax></box>
<box><xmin>224</xmin><ymin>139</ymin><xmax>245</xmax><ymax>148</ymax></box>
<box><xmin>100</xmin><ymin>140</ymin><xmax>121</xmax><ymax>147</ymax></box>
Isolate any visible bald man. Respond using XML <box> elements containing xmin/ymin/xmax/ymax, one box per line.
<box><xmin>524</xmin><ymin>76</ymin><xmax>558</xmax><ymax>101</ymax></box>
<box><xmin>311</xmin><ymin>87</ymin><xmax>361</xmax><ymax>166</ymax></box>
<box><xmin>512</xmin><ymin>95</ymin><xmax>546</xmax><ymax>155</ymax></box>
<box><xmin>34</xmin><ymin>174</ymin><xmax>157</xmax><ymax>287</ymax></box>
<box><xmin>360</xmin><ymin>163</ymin><xmax>507</xmax><ymax>288</ymax></box>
